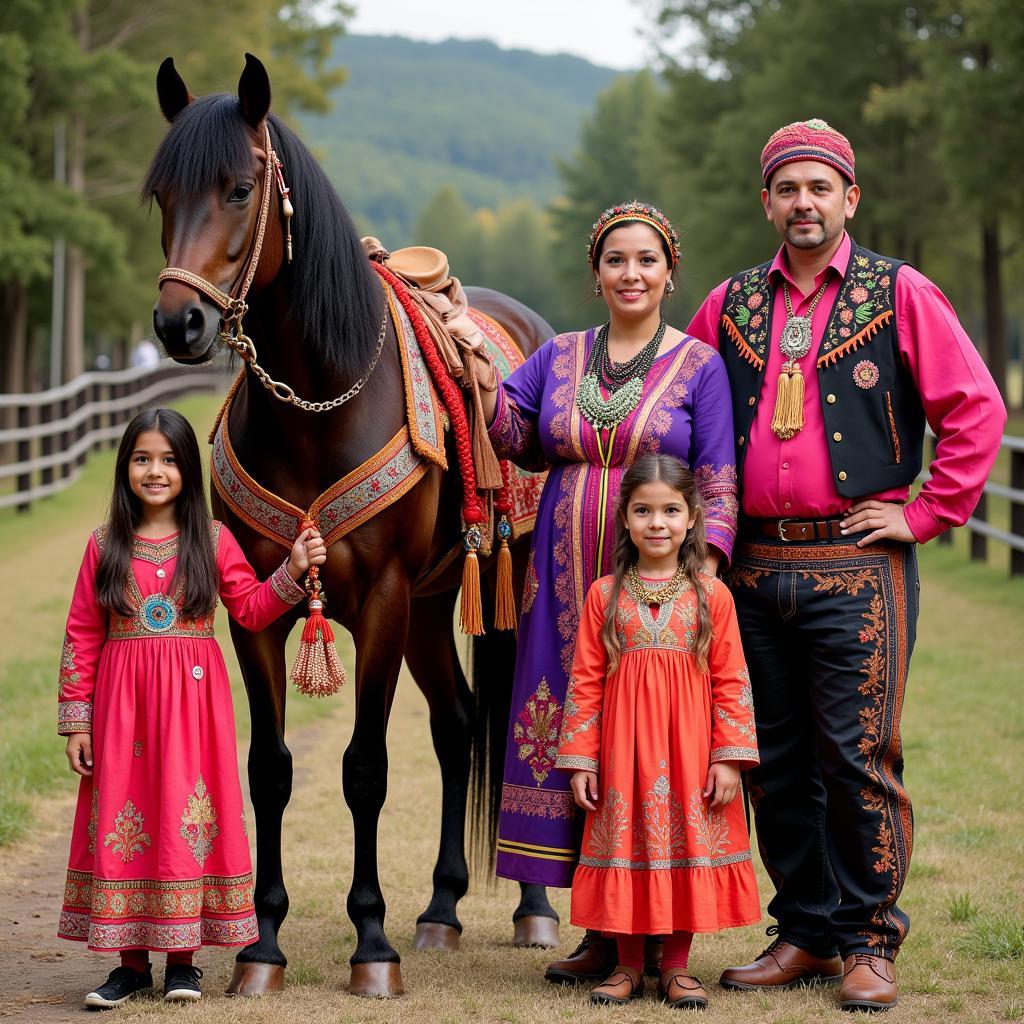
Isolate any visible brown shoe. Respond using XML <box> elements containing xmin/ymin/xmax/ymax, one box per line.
<box><xmin>658</xmin><ymin>971</ymin><xmax>708</xmax><ymax>1010</ymax></box>
<box><xmin>545</xmin><ymin>932</ymin><xmax>617</xmax><ymax>986</ymax></box>
<box><xmin>643</xmin><ymin>935</ymin><xmax>664</xmax><ymax>978</ymax></box>
<box><xmin>838</xmin><ymin>953</ymin><xmax>897</xmax><ymax>1012</ymax></box>
<box><xmin>590</xmin><ymin>966</ymin><xmax>643</xmax><ymax>1005</ymax></box>
<box><xmin>720</xmin><ymin>932</ymin><xmax>843</xmax><ymax>991</ymax></box>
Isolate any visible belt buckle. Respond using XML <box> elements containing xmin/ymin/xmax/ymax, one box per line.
<box><xmin>776</xmin><ymin>517</ymin><xmax>797</xmax><ymax>542</ymax></box>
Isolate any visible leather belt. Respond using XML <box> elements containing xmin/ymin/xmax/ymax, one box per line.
<box><xmin>753</xmin><ymin>517</ymin><xmax>846</xmax><ymax>542</ymax></box>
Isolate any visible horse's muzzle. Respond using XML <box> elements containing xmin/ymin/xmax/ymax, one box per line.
<box><xmin>152</xmin><ymin>296</ymin><xmax>219</xmax><ymax>363</ymax></box>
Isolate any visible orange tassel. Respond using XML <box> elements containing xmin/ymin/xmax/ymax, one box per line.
<box><xmin>290</xmin><ymin>563</ymin><xmax>347</xmax><ymax>697</ymax></box>
<box><xmin>494</xmin><ymin>516</ymin><xmax>517</xmax><ymax>631</ymax></box>
<box><xmin>460</xmin><ymin>526</ymin><xmax>484</xmax><ymax>636</ymax></box>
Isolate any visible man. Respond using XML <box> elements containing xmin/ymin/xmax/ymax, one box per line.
<box><xmin>687</xmin><ymin>119</ymin><xmax>1006</xmax><ymax>1012</ymax></box>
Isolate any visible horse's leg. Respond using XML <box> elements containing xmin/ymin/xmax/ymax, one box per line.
<box><xmin>404</xmin><ymin>591</ymin><xmax>470</xmax><ymax>951</ymax></box>
<box><xmin>225</xmin><ymin>618</ymin><xmax>293</xmax><ymax>996</ymax></box>
<box><xmin>344</xmin><ymin>572</ymin><xmax>410</xmax><ymax>998</ymax></box>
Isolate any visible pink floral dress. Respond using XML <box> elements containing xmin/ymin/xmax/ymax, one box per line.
<box><xmin>57</xmin><ymin>524</ymin><xmax>305</xmax><ymax>952</ymax></box>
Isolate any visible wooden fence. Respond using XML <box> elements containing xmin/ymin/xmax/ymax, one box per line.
<box><xmin>929</xmin><ymin>433</ymin><xmax>1024</xmax><ymax>577</ymax></box>
<box><xmin>0</xmin><ymin>363</ymin><xmax>228</xmax><ymax>512</ymax></box>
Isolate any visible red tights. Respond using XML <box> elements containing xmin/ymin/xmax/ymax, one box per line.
<box><xmin>120</xmin><ymin>950</ymin><xmax>193</xmax><ymax>972</ymax></box>
<box><xmin>611</xmin><ymin>931</ymin><xmax>693</xmax><ymax>973</ymax></box>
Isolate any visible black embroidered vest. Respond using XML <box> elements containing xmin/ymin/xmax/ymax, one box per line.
<box><xmin>717</xmin><ymin>241</ymin><xmax>924</xmax><ymax>500</ymax></box>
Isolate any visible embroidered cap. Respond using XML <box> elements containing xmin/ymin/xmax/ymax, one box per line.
<box><xmin>588</xmin><ymin>200</ymin><xmax>680</xmax><ymax>268</ymax></box>
<box><xmin>761</xmin><ymin>118</ymin><xmax>856</xmax><ymax>186</ymax></box>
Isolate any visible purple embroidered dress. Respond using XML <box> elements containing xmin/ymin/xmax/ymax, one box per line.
<box><xmin>489</xmin><ymin>329</ymin><xmax>738</xmax><ymax>887</ymax></box>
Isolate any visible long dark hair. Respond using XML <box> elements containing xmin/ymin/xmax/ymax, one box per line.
<box><xmin>96</xmin><ymin>408</ymin><xmax>218</xmax><ymax>619</ymax></box>
<box><xmin>142</xmin><ymin>95</ymin><xmax>385</xmax><ymax>384</ymax></box>
<box><xmin>601</xmin><ymin>455</ymin><xmax>712</xmax><ymax>675</ymax></box>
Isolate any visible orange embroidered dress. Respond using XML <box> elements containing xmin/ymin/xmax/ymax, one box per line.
<box><xmin>555</xmin><ymin>574</ymin><xmax>761</xmax><ymax>936</ymax></box>
<box><xmin>56</xmin><ymin>525</ymin><xmax>306</xmax><ymax>951</ymax></box>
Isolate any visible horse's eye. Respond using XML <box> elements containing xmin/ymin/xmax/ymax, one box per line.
<box><xmin>228</xmin><ymin>184</ymin><xmax>253</xmax><ymax>203</ymax></box>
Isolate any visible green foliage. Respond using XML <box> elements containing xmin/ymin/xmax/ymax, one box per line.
<box><xmin>299</xmin><ymin>35</ymin><xmax>618</xmax><ymax>244</ymax></box>
<box><xmin>956</xmin><ymin>915</ymin><xmax>1024</xmax><ymax>961</ymax></box>
<box><xmin>948</xmin><ymin>891</ymin><xmax>980</xmax><ymax>923</ymax></box>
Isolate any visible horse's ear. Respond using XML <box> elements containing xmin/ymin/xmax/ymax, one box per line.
<box><xmin>156</xmin><ymin>57</ymin><xmax>192</xmax><ymax>122</ymax></box>
<box><xmin>238</xmin><ymin>53</ymin><xmax>271</xmax><ymax>129</ymax></box>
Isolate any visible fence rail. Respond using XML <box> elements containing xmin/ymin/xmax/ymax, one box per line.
<box><xmin>925</xmin><ymin>433</ymin><xmax>1024</xmax><ymax>576</ymax></box>
<box><xmin>0</xmin><ymin>363</ymin><xmax>228</xmax><ymax>512</ymax></box>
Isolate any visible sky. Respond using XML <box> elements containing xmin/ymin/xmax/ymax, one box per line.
<box><xmin>346</xmin><ymin>0</ymin><xmax>676</xmax><ymax>71</ymax></box>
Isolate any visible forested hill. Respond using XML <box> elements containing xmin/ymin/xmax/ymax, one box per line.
<box><xmin>298</xmin><ymin>34</ymin><xmax>621</xmax><ymax>245</ymax></box>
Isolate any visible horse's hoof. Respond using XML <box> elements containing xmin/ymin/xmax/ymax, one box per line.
<box><xmin>348</xmin><ymin>962</ymin><xmax>404</xmax><ymax>998</ymax></box>
<box><xmin>413</xmin><ymin>921</ymin><xmax>461</xmax><ymax>952</ymax></box>
<box><xmin>513</xmin><ymin>915</ymin><xmax>560</xmax><ymax>949</ymax></box>
<box><xmin>225</xmin><ymin>961</ymin><xmax>285</xmax><ymax>996</ymax></box>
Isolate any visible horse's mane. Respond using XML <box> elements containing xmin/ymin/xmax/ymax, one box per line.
<box><xmin>143</xmin><ymin>94</ymin><xmax>384</xmax><ymax>382</ymax></box>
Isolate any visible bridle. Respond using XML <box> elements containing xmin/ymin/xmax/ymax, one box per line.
<box><xmin>157</xmin><ymin>123</ymin><xmax>388</xmax><ymax>413</ymax></box>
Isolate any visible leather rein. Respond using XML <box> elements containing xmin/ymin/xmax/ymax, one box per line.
<box><xmin>157</xmin><ymin>123</ymin><xmax>388</xmax><ymax>413</ymax></box>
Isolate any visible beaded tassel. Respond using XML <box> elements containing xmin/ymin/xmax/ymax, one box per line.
<box><xmin>460</xmin><ymin>525</ymin><xmax>484</xmax><ymax>636</ymax></box>
<box><xmin>290</xmin><ymin>523</ymin><xmax>347</xmax><ymax>697</ymax></box>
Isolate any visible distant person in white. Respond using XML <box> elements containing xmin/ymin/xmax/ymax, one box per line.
<box><xmin>131</xmin><ymin>339</ymin><xmax>161</xmax><ymax>369</ymax></box>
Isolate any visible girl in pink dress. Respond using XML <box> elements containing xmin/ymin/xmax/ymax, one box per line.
<box><xmin>57</xmin><ymin>408</ymin><xmax>325</xmax><ymax>1008</ymax></box>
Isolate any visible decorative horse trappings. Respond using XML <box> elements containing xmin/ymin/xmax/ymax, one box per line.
<box><xmin>145</xmin><ymin>53</ymin><xmax>558</xmax><ymax>998</ymax></box>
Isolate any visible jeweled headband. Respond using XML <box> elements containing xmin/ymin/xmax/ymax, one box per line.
<box><xmin>588</xmin><ymin>200</ymin><xmax>680</xmax><ymax>268</ymax></box>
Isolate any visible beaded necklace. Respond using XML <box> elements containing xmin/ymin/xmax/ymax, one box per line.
<box><xmin>576</xmin><ymin>320</ymin><xmax>667</xmax><ymax>431</ymax></box>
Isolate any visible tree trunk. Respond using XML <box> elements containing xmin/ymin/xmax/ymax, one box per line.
<box><xmin>0</xmin><ymin>282</ymin><xmax>29</xmax><ymax>464</ymax></box>
<box><xmin>981</xmin><ymin>216</ymin><xmax>1007</xmax><ymax>403</ymax></box>
<box><xmin>63</xmin><ymin>8</ymin><xmax>89</xmax><ymax>383</ymax></box>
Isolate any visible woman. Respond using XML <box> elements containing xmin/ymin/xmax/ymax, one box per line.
<box><xmin>481</xmin><ymin>201</ymin><xmax>739</xmax><ymax>982</ymax></box>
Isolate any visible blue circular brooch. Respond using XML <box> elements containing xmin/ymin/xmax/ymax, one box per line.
<box><xmin>141</xmin><ymin>593</ymin><xmax>178</xmax><ymax>633</ymax></box>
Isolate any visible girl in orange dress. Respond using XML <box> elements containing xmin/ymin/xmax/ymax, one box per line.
<box><xmin>555</xmin><ymin>454</ymin><xmax>760</xmax><ymax>1009</ymax></box>
<box><xmin>57</xmin><ymin>409</ymin><xmax>326</xmax><ymax>1008</ymax></box>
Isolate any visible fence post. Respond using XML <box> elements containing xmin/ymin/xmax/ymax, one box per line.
<box><xmin>1012</xmin><ymin>450</ymin><xmax>1024</xmax><ymax>577</ymax></box>
<box><xmin>40</xmin><ymin>401</ymin><xmax>54</xmax><ymax>488</ymax></box>
<box><xmin>933</xmin><ymin>435</ymin><xmax>953</xmax><ymax>546</ymax></box>
<box><xmin>90</xmin><ymin>381</ymin><xmax>101</xmax><ymax>457</ymax></box>
<box><xmin>969</xmin><ymin>492</ymin><xmax>987</xmax><ymax>563</ymax></box>
<box><xmin>16</xmin><ymin>405</ymin><xmax>31</xmax><ymax>513</ymax></box>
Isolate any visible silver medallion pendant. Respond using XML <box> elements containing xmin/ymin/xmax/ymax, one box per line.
<box><xmin>779</xmin><ymin>315</ymin><xmax>813</xmax><ymax>360</ymax></box>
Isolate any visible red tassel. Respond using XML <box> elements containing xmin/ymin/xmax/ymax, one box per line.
<box><xmin>290</xmin><ymin>562</ymin><xmax>347</xmax><ymax>697</ymax></box>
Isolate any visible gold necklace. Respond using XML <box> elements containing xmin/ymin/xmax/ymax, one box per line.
<box><xmin>625</xmin><ymin>562</ymin><xmax>690</xmax><ymax>606</ymax></box>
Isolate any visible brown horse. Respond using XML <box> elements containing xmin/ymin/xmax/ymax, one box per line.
<box><xmin>146</xmin><ymin>54</ymin><xmax>557</xmax><ymax>997</ymax></box>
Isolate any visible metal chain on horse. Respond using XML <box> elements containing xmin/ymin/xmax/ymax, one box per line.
<box><xmin>157</xmin><ymin>124</ymin><xmax>388</xmax><ymax>413</ymax></box>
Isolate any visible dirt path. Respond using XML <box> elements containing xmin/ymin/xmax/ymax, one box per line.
<box><xmin>0</xmin><ymin>716</ymin><xmax>334</xmax><ymax>1020</ymax></box>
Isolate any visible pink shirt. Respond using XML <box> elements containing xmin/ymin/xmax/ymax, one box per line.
<box><xmin>687</xmin><ymin>233</ymin><xmax>1007</xmax><ymax>543</ymax></box>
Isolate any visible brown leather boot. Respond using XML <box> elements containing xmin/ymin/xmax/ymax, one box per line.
<box><xmin>643</xmin><ymin>935</ymin><xmax>664</xmax><ymax>978</ymax></box>
<box><xmin>838</xmin><ymin>953</ymin><xmax>897</xmax><ymax>1012</ymax></box>
<box><xmin>720</xmin><ymin>931</ymin><xmax>843</xmax><ymax>991</ymax></box>
<box><xmin>544</xmin><ymin>931</ymin><xmax>617</xmax><ymax>986</ymax></box>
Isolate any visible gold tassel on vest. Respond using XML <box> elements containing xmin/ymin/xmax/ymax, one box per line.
<box><xmin>460</xmin><ymin>525</ymin><xmax>484</xmax><ymax>636</ymax></box>
<box><xmin>494</xmin><ymin>515</ymin><xmax>517</xmax><ymax>631</ymax></box>
<box><xmin>770</xmin><ymin>360</ymin><xmax>806</xmax><ymax>440</ymax></box>
<box><xmin>290</xmin><ymin>523</ymin><xmax>347</xmax><ymax>696</ymax></box>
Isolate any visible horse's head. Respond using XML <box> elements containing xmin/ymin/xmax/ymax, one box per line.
<box><xmin>146</xmin><ymin>54</ymin><xmax>286</xmax><ymax>363</ymax></box>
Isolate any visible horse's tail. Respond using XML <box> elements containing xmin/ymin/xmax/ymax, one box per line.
<box><xmin>468</xmin><ymin>585</ymin><xmax>516</xmax><ymax>873</ymax></box>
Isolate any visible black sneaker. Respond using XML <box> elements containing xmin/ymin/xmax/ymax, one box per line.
<box><xmin>163</xmin><ymin>963</ymin><xmax>203</xmax><ymax>1002</ymax></box>
<box><xmin>84</xmin><ymin>965</ymin><xmax>153</xmax><ymax>1009</ymax></box>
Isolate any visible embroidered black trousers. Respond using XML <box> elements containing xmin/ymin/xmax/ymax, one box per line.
<box><xmin>728</xmin><ymin>535</ymin><xmax>918</xmax><ymax>960</ymax></box>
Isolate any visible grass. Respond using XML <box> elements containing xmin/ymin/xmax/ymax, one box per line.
<box><xmin>0</xmin><ymin>391</ymin><xmax>342</xmax><ymax>846</ymax></box>
<box><xmin>955</xmin><ymin>916</ymin><xmax>1024</xmax><ymax>961</ymax></box>
<box><xmin>947</xmin><ymin>892</ymin><xmax>980</xmax><ymax>923</ymax></box>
